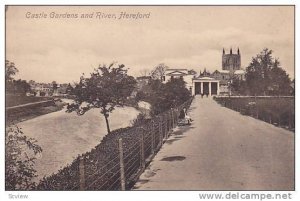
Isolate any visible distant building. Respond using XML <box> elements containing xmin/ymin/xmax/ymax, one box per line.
<box><xmin>193</xmin><ymin>47</ymin><xmax>245</xmax><ymax>96</ymax></box>
<box><xmin>29</xmin><ymin>81</ymin><xmax>70</xmax><ymax>97</ymax></box>
<box><xmin>222</xmin><ymin>48</ymin><xmax>241</xmax><ymax>71</ymax></box>
<box><xmin>159</xmin><ymin>47</ymin><xmax>246</xmax><ymax>96</ymax></box>
<box><xmin>162</xmin><ymin>68</ymin><xmax>197</xmax><ymax>93</ymax></box>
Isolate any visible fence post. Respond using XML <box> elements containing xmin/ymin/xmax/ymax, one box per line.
<box><xmin>151</xmin><ymin>120</ymin><xmax>155</xmax><ymax>154</ymax></box>
<box><xmin>164</xmin><ymin>114</ymin><xmax>168</xmax><ymax>140</ymax></box>
<box><xmin>269</xmin><ymin>115</ymin><xmax>272</xmax><ymax>124</ymax></box>
<box><xmin>159</xmin><ymin>116</ymin><xmax>163</xmax><ymax>147</ymax></box>
<box><xmin>173</xmin><ymin>108</ymin><xmax>177</xmax><ymax>127</ymax></box>
<box><xmin>140</xmin><ymin>131</ymin><xmax>145</xmax><ymax>171</ymax></box>
<box><xmin>79</xmin><ymin>156</ymin><xmax>85</xmax><ymax>190</ymax></box>
<box><xmin>118</xmin><ymin>138</ymin><xmax>126</xmax><ymax>190</ymax></box>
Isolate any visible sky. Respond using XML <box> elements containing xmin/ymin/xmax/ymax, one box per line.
<box><xmin>6</xmin><ymin>6</ymin><xmax>294</xmax><ymax>83</ymax></box>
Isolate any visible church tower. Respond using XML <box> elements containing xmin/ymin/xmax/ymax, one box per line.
<box><xmin>222</xmin><ymin>48</ymin><xmax>241</xmax><ymax>71</ymax></box>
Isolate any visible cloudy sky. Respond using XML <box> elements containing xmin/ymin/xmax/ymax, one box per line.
<box><xmin>6</xmin><ymin>6</ymin><xmax>294</xmax><ymax>83</ymax></box>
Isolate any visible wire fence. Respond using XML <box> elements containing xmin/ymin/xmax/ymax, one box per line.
<box><xmin>36</xmin><ymin>97</ymin><xmax>193</xmax><ymax>190</ymax></box>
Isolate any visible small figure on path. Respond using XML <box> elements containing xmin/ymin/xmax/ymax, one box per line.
<box><xmin>178</xmin><ymin>108</ymin><xmax>193</xmax><ymax>126</ymax></box>
<box><xmin>183</xmin><ymin>108</ymin><xmax>193</xmax><ymax>123</ymax></box>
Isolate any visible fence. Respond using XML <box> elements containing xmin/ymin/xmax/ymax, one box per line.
<box><xmin>37</xmin><ymin>97</ymin><xmax>193</xmax><ymax>190</ymax></box>
<box><xmin>214</xmin><ymin>96</ymin><xmax>295</xmax><ymax>131</ymax></box>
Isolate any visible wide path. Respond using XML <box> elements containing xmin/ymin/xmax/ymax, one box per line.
<box><xmin>134</xmin><ymin>96</ymin><xmax>294</xmax><ymax>190</ymax></box>
<box><xmin>18</xmin><ymin>102</ymin><xmax>139</xmax><ymax>181</ymax></box>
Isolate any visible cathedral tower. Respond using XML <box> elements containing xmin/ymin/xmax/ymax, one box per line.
<box><xmin>222</xmin><ymin>48</ymin><xmax>241</xmax><ymax>71</ymax></box>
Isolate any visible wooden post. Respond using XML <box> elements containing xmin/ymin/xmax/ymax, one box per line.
<box><xmin>278</xmin><ymin>116</ymin><xmax>281</xmax><ymax>127</ymax></box>
<box><xmin>164</xmin><ymin>114</ymin><xmax>168</xmax><ymax>140</ymax></box>
<box><xmin>159</xmin><ymin>116</ymin><xmax>163</xmax><ymax>147</ymax></box>
<box><xmin>174</xmin><ymin>108</ymin><xmax>178</xmax><ymax>126</ymax></box>
<box><xmin>269</xmin><ymin>115</ymin><xmax>272</xmax><ymax>124</ymax></box>
<box><xmin>79</xmin><ymin>156</ymin><xmax>85</xmax><ymax>190</ymax></box>
<box><xmin>256</xmin><ymin>109</ymin><xmax>259</xmax><ymax>119</ymax></box>
<box><xmin>140</xmin><ymin>132</ymin><xmax>145</xmax><ymax>171</ymax></box>
<box><xmin>151</xmin><ymin>121</ymin><xmax>155</xmax><ymax>154</ymax></box>
<box><xmin>118</xmin><ymin>138</ymin><xmax>126</xmax><ymax>190</ymax></box>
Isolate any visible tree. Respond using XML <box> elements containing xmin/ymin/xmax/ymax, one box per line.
<box><xmin>147</xmin><ymin>78</ymin><xmax>191</xmax><ymax>115</ymax></box>
<box><xmin>268</xmin><ymin>59</ymin><xmax>291</xmax><ymax>95</ymax></box>
<box><xmin>5</xmin><ymin>125</ymin><xmax>42</xmax><ymax>190</ymax></box>
<box><xmin>5</xmin><ymin>60</ymin><xmax>32</xmax><ymax>95</ymax></box>
<box><xmin>66</xmin><ymin>63</ymin><xmax>137</xmax><ymax>134</ymax></box>
<box><xmin>12</xmin><ymin>79</ymin><xmax>31</xmax><ymax>95</ymax></box>
<box><xmin>66</xmin><ymin>83</ymin><xmax>74</xmax><ymax>94</ymax></box>
<box><xmin>151</xmin><ymin>63</ymin><xmax>168</xmax><ymax>82</ymax></box>
<box><xmin>6</xmin><ymin>60</ymin><xmax>19</xmax><ymax>93</ymax></box>
<box><xmin>139</xmin><ymin>68</ymin><xmax>151</xmax><ymax>77</ymax></box>
<box><xmin>230</xmin><ymin>76</ymin><xmax>249</xmax><ymax>95</ymax></box>
<box><xmin>245</xmin><ymin>48</ymin><xmax>291</xmax><ymax>96</ymax></box>
<box><xmin>5</xmin><ymin>60</ymin><xmax>18</xmax><ymax>83</ymax></box>
<box><xmin>52</xmin><ymin>81</ymin><xmax>58</xmax><ymax>95</ymax></box>
<box><xmin>52</xmin><ymin>81</ymin><xmax>58</xmax><ymax>90</ymax></box>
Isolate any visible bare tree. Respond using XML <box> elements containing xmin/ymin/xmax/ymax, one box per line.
<box><xmin>151</xmin><ymin>63</ymin><xmax>168</xmax><ymax>81</ymax></box>
<box><xmin>139</xmin><ymin>68</ymin><xmax>151</xmax><ymax>77</ymax></box>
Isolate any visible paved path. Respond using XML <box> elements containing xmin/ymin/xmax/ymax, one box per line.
<box><xmin>134</xmin><ymin>96</ymin><xmax>294</xmax><ymax>190</ymax></box>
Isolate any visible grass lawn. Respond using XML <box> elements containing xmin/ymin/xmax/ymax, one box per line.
<box><xmin>6</xmin><ymin>94</ymin><xmax>52</xmax><ymax>107</ymax></box>
<box><xmin>214</xmin><ymin>96</ymin><xmax>295</xmax><ymax>131</ymax></box>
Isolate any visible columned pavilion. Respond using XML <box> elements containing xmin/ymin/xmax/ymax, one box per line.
<box><xmin>192</xmin><ymin>77</ymin><xmax>220</xmax><ymax>96</ymax></box>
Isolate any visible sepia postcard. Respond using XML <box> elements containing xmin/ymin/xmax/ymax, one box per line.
<box><xmin>4</xmin><ymin>4</ymin><xmax>295</xmax><ymax>200</ymax></box>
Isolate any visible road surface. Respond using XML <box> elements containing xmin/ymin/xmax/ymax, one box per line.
<box><xmin>134</xmin><ymin>96</ymin><xmax>294</xmax><ymax>190</ymax></box>
<box><xmin>17</xmin><ymin>102</ymin><xmax>139</xmax><ymax>181</ymax></box>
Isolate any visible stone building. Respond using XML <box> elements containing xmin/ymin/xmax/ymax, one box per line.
<box><xmin>192</xmin><ymin>48</ymin><xmax>245</xmax><ymax>96</ymax></box>
<box><xmin>161</xmin><ymin>47</ymin><xmax>246</xmax><ymax>96</ymax></box>
<box><xmin>222</xmin><ymin>48</ymin><xmax>241</xmax><ymax>72</ymax></box>
<box><xmin>162</xmin><ymin>68</ymin><xmax>197</xmax><ymax>93</ymax></box>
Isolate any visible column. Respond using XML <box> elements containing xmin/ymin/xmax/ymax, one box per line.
<box><xmin>200</xmin><ymin>82</ymin><xmax>203</xmax><ymax>94</ymax></box>
<box><xmin>192</xmin><ymin>81</ymin><xmax>195</xmax><ymax>96</ymax></box>
<box><xmin>216</xmin><ymin>81</ymin><xmax>220</xmax><ymax>95</ymax></box>
<box><xmin>209</xmin><ymin>82</ymin><xmax>211</xmax><ymax>96</ymax></box>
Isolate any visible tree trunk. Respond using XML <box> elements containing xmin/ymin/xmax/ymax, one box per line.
<box><xmin>104</xmin><ymin>115</ymin><xmax>110</xmax><ymax>134</ymax></box>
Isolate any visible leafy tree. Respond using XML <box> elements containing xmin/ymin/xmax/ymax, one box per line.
<box><xmin>12</xmin><ymin>79</ymin><xmax>31</xmax><ymax>95</ymax></box>
<box><xmin>6</xmin><ymin>60</ymin><xmax>19</xmax><ymax>93</ymax></box>
<box><xmin>66</xmin><ymin>83</ymin><xmax>74</xmax><ymax>94</ymax></box>
<box><xmin>231</xmin><ymin>77</ymin><xmax>248</xmax><ymax>95</ymax></box>
<box><xmin>5</xmin><ymin>60</ymin><xmax>18</xmax><ymax>83</ymax></box>
<box><xmin>268</xmin><ymin>59</ymin><xmax>291</xmax><ymax>95</ymax></box>
<box><xmin>5</xmin><ymin>60</ymin><xmax>32</xmax><ymax>95</ymax></box>
<box><xmin>5</xmin><ymin>125</ymin><xmax>42</xmax><ymax>190</ymax></box>
<box><xmin>245</xmin><ymin>48</ymin><xmax>291</xmax><ymax>96</ymax></box>
<box><xmin>51</xmin><ymin>81</ymin><xmax>58</xmax><ymax>95</ymax></box>
<box><xmin>147</xmin><ymin>78</ymin><xmax>191</xmax><ymax>115</ymax></box>
<box><xmin>52</xmin><ymin>81</ymin><xmax>58</xmax><ymax>90</ymax></box>
<box><xmin>66</xmin><ymin>63</ymin><xmax>136</xmax><ymax>133</ymax></box>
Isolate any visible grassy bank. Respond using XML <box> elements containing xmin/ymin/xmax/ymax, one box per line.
<box><xmin>214</xmin><ymin>96</ymin><xmax>295</xmax><ymax>131</ymax></box>
<box><xmin>6</xmin><ymin>99</ymin><xmax>66</xmax><ymax>125</ymax></box>
<box><xmin>6</xmin><ymin>94</ymin><xmax>52</xmax><ymax>107</ymax></box>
